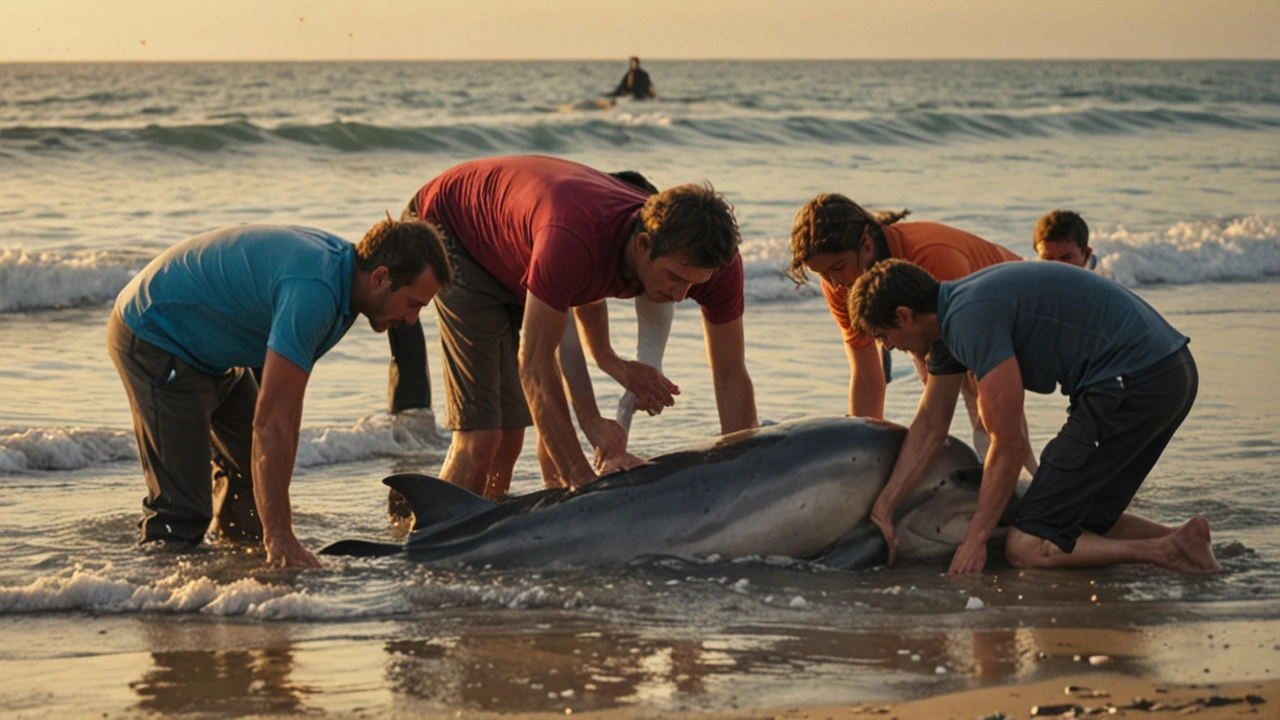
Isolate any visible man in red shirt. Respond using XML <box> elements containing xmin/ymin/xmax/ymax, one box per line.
<box><xmin>398</xmin><ymin>156</ymin><xmax>756</xmax><ymax>498</ymax></box>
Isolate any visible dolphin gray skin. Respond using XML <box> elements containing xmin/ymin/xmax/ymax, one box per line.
<box><xmin>321</xmin><ymin>416</ymin><xmax>1017</xmax><ymax>570</ymax></box>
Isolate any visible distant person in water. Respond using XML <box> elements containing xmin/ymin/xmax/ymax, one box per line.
<box><xmin>848</xmin><ymin>259</ymin><xmax>1219</xmax><ymax>575</ymax></box>
<box><xmin>608</xmin><ymin>56</ymin><xmax>657</xmax><ymax>100</ymax></box>
<box><xmin>108</xmin><ymin>220</ymin><xmax>450</xmax><ymax>568</ymax></box>
<box><xmin>1035</xmin><ymin>209</ymin><xmax>1098</xmax><ymax>270</ymax></box>
<box><xmin>788</xmin><ymin>193</ymin><xmax>1037</xmax><ymax>474</ymax></box>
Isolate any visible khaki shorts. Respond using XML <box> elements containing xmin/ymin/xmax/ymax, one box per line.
<box><xmin>416</xmin><ymin>207</ymin><xmax>532</xmax><ymax>432</ymax></box>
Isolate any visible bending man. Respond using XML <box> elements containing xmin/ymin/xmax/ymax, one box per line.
<box><xmin>398</xmin><ymin>155</ymin><xmax>755</xmax><ymax>498</ymax></box>
<box><xmin>109</xmin><ymin>220</ymin><xmax>450</xmax><ymax>567</ymax></box>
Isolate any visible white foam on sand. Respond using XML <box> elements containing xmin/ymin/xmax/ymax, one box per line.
<box><xmin>0</xmin><ymin>411</ymin><xmax>447</xmax><ymax>475</ymax></box>
<box><xmin>0</xmin><ymin>565</ymin><xmax>411</xmax><ymax>618</ymax></box>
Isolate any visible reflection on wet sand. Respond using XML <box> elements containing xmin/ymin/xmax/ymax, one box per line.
<box><xmin>120</xmin><ymin>617</ymin><xmax>1180</xmax><ymax>714</ymax></box>
<box><xmin>129</xmin><ymin>620</ymin><xmax>314</xmax><ymax>716</ymax></box>
<box><xmin>131</xmin><ymin>646</ymin><xmax>306</xmax><ymax>715</ymax></box>
<box><xmin>374</xmin><ymin>622</ymin><xmax>1136</xmax><ymax>712</ymax></box>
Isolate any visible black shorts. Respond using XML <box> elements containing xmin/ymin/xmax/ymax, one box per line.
<box><xmin>1013</xmin><ymin>345</ymin><xmax>1198</xmax><ymax>553</ymax></box>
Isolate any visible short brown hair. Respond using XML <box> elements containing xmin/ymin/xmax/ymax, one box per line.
<box><xmin>788</xmin><ymin>193</ymin><xmax>910</xmax><ymax>285</ymax></box>
<box><xmin>355</xmin><ymin>217</ymin><xmax>452</xmax><ymax>291</ymax></box>
<box><xmin>847</xmin><ymin>259</ymin><xmax>939</xmax><ymax>335</ymax></box>
<box><xmin>1034</xmin><ymin>210</ymin><xmax>1089</xmax><ymax>251</ymax></box>
<box><xmin>641</xmin><ymin>182</ymin><xmax>739</xmax><ymax>269</ymax></box>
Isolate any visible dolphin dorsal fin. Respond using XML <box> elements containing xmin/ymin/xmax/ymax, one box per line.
<box><xmin>383</xmin><ymin>473</ymin><xmax>496</xmax><ymax>532</ymax></box>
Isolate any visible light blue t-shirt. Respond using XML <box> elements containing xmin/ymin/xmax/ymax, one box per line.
<box><xmin>116</xmin><ymin>225</ymin><xmax>357</xmax><ymax>376</ymax></box>
<box><xmin>930</xmin><ymin>262</ymin><xmax>1188</xmax><ymax>397</ymax></box>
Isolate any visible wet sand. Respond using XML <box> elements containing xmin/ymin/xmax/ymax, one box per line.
<box><xmin>3</xmin><ymin>614</ymin><xmax>1278</xmax><ymax>718</ymax></box>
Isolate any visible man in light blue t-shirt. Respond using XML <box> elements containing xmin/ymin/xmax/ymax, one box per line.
<box><xmin>109</xmin><ymin>219</ymin><xmax>450</xmax><ymax>568</ymax></box>
<box><xmin>846</xmin><ymin>259</ymin><xmax>1220</xmax><ymax>576</ymax></box>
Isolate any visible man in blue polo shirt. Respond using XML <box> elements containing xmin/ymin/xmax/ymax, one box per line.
<box><xmin>846</xmin><ymin>259</ymin><xmax>1220</xmax><ymax>575</ymax></box>
<box><xmin>108</xmin><ymin>218</ymin><xmax>450</xmax><ymax>568</ymax></box>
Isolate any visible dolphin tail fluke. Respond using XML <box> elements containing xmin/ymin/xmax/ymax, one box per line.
<box><xmin>319</xmin><ymin>539</ymin><xmax>404</xmax><ymax>557</ymax></box>
<box><xmin>813</xmin><ymin>520</ymin><xmax>889</xmax><ymax>571</ymax></box>
<box><xmin>383</xmin><ymin>473</ymin><xmax>497</xmax><ymax>532</ymax></box>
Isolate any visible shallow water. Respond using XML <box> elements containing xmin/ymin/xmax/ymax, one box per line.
<box><xmin>1</xmin><ymin>60</ymin><xmax>1279</xmax><ymax>715</ymax></box>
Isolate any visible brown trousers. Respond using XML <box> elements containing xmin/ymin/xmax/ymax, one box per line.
<box><xmin>106</xmin><ymin>312</ymin><xmax>262</xmax><ymax>544</ymax></box>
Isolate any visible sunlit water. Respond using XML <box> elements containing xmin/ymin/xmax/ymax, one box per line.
<box><xmin>1</xmin><ymin>60</ymin><xmax>1278</xmax><ymax>715</ymax></box>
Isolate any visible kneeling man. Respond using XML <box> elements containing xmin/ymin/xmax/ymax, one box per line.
<box><xmin>848</xmin><ymin>259</ymin><xmax>1219</xmax><ymax>575</ymax></box>
<box><xmin>109</xmin><ymin>219</ymin><xmax>450</xmax><ymax>568</ymax></box>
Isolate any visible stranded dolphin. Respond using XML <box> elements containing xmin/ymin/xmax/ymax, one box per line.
<box><xmin>320</xmin><ymin>416</ymin><xmax>1021</xmax><ymax>570</ymax></box>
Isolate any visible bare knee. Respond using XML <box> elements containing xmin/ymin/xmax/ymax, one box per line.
<box><xmin>1005</xmin><ymin>528</ymin><xmax>1057</xmax><ymax>569</ymax></box>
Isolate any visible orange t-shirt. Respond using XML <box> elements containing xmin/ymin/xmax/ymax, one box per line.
<box><xmin>823</xmin><ymin>221</ymin><xmax>1021</xmax><ymax>348</ymax></box>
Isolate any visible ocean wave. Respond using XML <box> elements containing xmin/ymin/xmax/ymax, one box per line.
<box><xmin>740</xmin><ymin>235</ymin><xmax>818</xmax><ymax>304</ymax></box>
<box><xmin>1096</xmin><ymin>216</ymin><xmax>1280</xmax><ymax>285</ymax></box>
<box><xmin>3</xmin><ymin>106</ymin><xmax>1276</xmax><ymax>156</ymax></box>
<box><xmin>0</xmin><ymin>247</ymin><xmax>138</xmax><ymax>312</ymax></box>
<box><xmin>0</xmin><ymin>411</ymin><xmax>448</xmax><ymax>475</ymax></box>
<box><xmin>3</xmin><ymin>216</ymin><xmax>1276</xmax><ymax>321</ymax></box>
<box><xmin>0</xmin><ymin>428</ymin><xmax>138</xmax><ymax>473</ymax></box>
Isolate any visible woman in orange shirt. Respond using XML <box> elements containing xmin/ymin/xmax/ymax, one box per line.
<box><xmin>789</xmin><ymin>193</ymin><xmax>1035</xmax><ymax>472</ymax></box>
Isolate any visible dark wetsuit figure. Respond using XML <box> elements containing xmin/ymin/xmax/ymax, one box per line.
<box><xmin>610</xmin><ymin>58</ymin><xmax>656</xmax><ymax>100</ymax></box>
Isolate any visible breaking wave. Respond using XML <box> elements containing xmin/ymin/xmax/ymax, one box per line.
<box><xmin>0</xmin><ymin>411</ymin><xmax>447</xmax><ymax>474</ymax></box>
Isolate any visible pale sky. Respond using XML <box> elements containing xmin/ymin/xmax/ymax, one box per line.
<box><xmin>2</xmin><ymin>0</ymin><xmax>1276</xmax><ymax>62</ymax></box>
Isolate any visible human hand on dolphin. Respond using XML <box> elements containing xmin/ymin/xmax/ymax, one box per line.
<box><xmin>583</xmin><ymin>417</ymin><xmax>647</xmax><ymax>475</ymax></box>
<box><xmin>595</xmin><ymin>448</ymin><xmax>647</xmax><ymax>476</ymax></box>
<box><xmin>620</xmin><ymin>360</ymin><xmax>679</xmax><ymax>415</ymax></box>
<box><xmin>948</xmin><ymin>538</ymin><xmax>988</xmax><ymax>575</ymax></box>
<box><xmin>869</xmin><ymin>503</ymin><xmax>899</xmax><ymax>565</ymax></box>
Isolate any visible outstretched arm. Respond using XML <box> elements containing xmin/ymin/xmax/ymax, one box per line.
<box><xmin>703</xmin><ymin>316</ymin><xmax>757</xmax><ymax>434</ymax></box>
<box><xmin>576</xmin><ymin>299</ymin><xmax>679</xmax><ymax>417</ymax></box>
<box><xmin>253</xmin><ymin>350</ymin><xmax>318</xmax><ymax>568</ymax></box>
<box><xmin>558</xmin><ymin>309</ymin><xmax>644</xmax><ymax>474</ymax></box>
<box><xmin>520</xmin><ymin>293</ymin><xmax>596</xmax><ymax>487</ymax></box>
<box><xmin>949</xmin><ymin>357</ymin><xmax>1028</xmax><ymax>575</ymax></box>
<box><xmin>869</xmin><ymin>371</ymin><xmax>965</xmax><ymax>564</ymax></box>
<box><xmin>846</xmin><ymin>341</ymin><xmax>888</xmax><ymax>418</ymax></box>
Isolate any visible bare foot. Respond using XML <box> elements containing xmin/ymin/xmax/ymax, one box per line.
<box><xmin>1163</xmin><ymin>517</ymin><xmax>1222</xmax><ymax>574</ymax></box>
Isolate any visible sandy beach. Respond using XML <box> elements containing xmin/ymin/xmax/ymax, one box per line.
<box><xmin>4</xmin><ymin>612</ymin><xmax>1278</xmax><ymax>717</ymax></box>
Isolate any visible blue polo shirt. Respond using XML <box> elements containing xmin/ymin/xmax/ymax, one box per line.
<box><xmin>927</xmin><ymin>262</ymin><xmax>1188</xmax><ymax>397</ymax></box>
<box><xmin>116</xmin><ymin>225</ymin><xmax>357</xmax><ymax>375</ymax></box>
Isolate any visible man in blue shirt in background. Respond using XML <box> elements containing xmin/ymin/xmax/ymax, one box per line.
<box><xmin>109</xmin><ymin>218</ymin><xmax>451</xmax><ymax>568</ymax></box>
<box><xmin>847</xmin><ymin>259</ymin><xmax>1220</xmax><ymax>576</ymax></box>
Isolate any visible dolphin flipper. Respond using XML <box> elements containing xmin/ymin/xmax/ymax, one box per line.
<box><xmin>812</xmin><ymin>520</ymin><xmax>889</xmax><ymax>571</ymax></box>
<box><xmin>384</xmin><ymin>473</ymin><xmax>497</xmax><ymax>532</ymax></box>
<box><xmin>319</xmin><ymin>539</ymin><xmax>404</xmax><ymax>557</ymax></box>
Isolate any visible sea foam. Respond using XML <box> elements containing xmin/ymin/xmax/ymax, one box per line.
<box><xmin>1096</xmin><ymin>215</ymin><xmax>1280</xmax><ymax>285</ymax></box>
<box><xmin>0</xmin><ymin>411</ymin><xmax>447</xmax><ymax>475</ymax></box>
<box><xmin>0</xmin><ymin>565</ymin><xmax>410</xmax><ymax>618</ymax></box>
<box><xmin>0</xmin><ymin>247</ymin><xmax>137</xmax><ymax>312</ymax></box>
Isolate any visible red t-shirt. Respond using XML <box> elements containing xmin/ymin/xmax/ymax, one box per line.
<box><xmin>413</xmin><ymin>156</ymin><xmax>744</xmax><ymax>324</ymax></box>
<box><xmin>824</xmin><ymin>221</ymin><xmax>1022</xmax><ymax>348</ymax></box>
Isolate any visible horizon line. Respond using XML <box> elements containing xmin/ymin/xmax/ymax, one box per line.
<box><xmin>3</xmin><ymin>56</ymin><xmax>1279</xmax><ymax>65</ymax></box>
